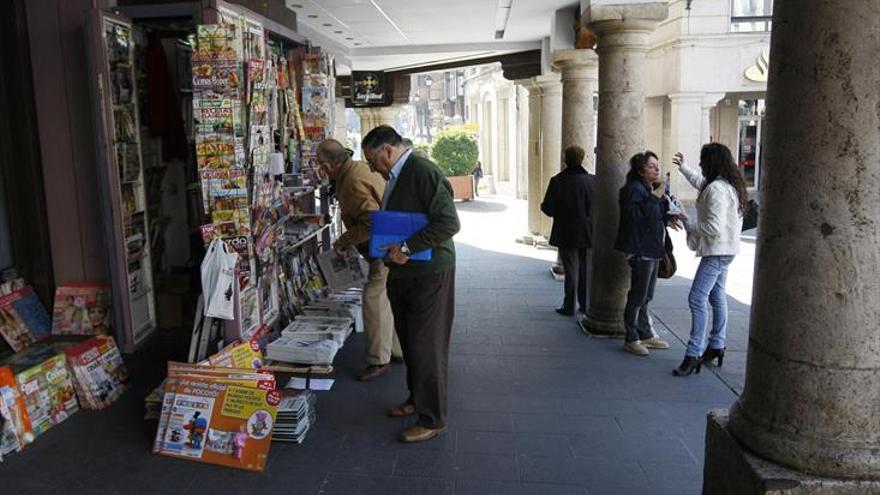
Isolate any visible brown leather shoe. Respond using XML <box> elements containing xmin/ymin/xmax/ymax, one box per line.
<box><xmin>387</xmin><ymin>402</ymin><xmax>417</xmax><ymax>417</ymax></box>
<box><xmin>399</xmin><ymin>424</ymin><xmax>447</xmax><ymax>443</ymax></box>
<box><xmin>358</xmin><ymin>363</ymin><xmax>390</xmax><ymax>381</ymax></box>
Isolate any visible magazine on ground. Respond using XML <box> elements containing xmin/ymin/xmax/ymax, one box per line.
<box><xmin>0</xmin><ymin>366</ymin><xmax>34</xmax><ymax>457</ymax></box>
<box><xmin>153</xmin><ymin>364</ymin><xmax>280</xmax><ymax>472</ymax></box>
<box><xmin>51</xmin><ymin>285</ymin><xmax>111</xmax><ymax>336</ymax></box>
<box><xmin>6</xmin><ymin>344</ymin><xmax>79</xmax><ymax>436</ymax></box>
<box><xmin>62</xmin><ymin>336</ymin><xmax>129</xmax><ymax>410</ymax></box>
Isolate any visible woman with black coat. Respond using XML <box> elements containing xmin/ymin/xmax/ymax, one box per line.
<box><xmin>614</xmin><ymin>151</ymin><xmax>680</xmax><ymax>356</ymax></box>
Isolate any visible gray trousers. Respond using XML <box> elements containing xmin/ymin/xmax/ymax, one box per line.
<box><xmin>624</xmin><ymin>257</ymin><xmax>659</xmax><ymax>343</ymax></box>
<box><xmin>558</xmin><ymin>247</ymin><xmax>591</xmax><ymax>313</ymax></box>
<box><xmin>387</xmin><ymin>269</ymin><xmax>455</xmax><ymax>429</ymax></box>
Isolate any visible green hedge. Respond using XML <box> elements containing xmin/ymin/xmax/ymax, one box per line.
<box><xmin>414</xmin><ymin>141</ymin><xmax>432</xmax><ymax>158</ymax></box>
<box><xmin>431</xmin><ymin>131</ymin><xmax>478</xmax><ymax>177</ymax></box>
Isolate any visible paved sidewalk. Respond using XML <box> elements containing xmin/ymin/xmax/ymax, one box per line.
<box><xmin>0</xmin><ymin>195</ymin><xmax>754</xmax><ymax>495</ymax></box>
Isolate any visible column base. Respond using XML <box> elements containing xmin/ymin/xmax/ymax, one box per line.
<box><xmin>581</xmin><ymin>307</ymin><xmax>625</xmax><ymax>337</ymax></box>
<box><xmin>705</xmin><ymin>409</ymin><xmax>880</xmax><ymax>495</ymax></box>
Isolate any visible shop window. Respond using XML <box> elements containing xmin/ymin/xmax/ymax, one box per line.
<box><xmin>737</xmin><ymin>99</ymin><xmax>765</xmax><ymax>188</ymax></box>
<box><xmin>731</xmin><ymin>0</ymin><xmax>773</xmax><ymax>32</ymax></box>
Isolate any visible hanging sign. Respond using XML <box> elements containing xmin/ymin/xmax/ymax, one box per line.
<box><xmin>351</xmin><ymin>71</ymin><xmax>387</xmax><ymax>107</ymax></box>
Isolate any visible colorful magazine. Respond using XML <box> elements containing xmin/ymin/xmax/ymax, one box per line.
<box><xmin>206</xmin><ymin>339</ymin><xmax>263</xmax><ymax>369</ymax></box>
<box><xmin>63</xmin><ymin>336</ymin><xmax>129</xmax><ymax>410</ymax></box>
<box><xmin>51</xmin><ymin>285</ymin><xmax>111</xmax><ymax>336</ymax></box>
<box><xmin>0</xmin><ymin>366</ymin><xmax>34</xmax><ymax>457</ymax></box>
<box><xmin>6</xmin><ymin>345</ymin><xmax>78</xmax><ymax>436</ymax></box>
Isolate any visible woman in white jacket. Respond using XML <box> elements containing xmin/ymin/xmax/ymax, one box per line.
<box><xmin>672</xmin><ymin>143</ymin><xmax>747</xmax><ymax>376</ymax></box>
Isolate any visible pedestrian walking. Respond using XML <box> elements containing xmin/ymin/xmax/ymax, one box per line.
<box><xmin>671</xmin><ymin>144</ymin><xmax>746</xmax><ymax>376</ymax></box>
<box><xmin>316</xmin><ymin>139</ymin><xmax>403</xmax><ymax>381</ymax></box>
<box><xmin>361</xmin><ymin>125</ymin><xmax>461</xmax><ymax>443</ymax></box>
<box><xmin>472</xmin><ymin>161</ymin><xmax>483</xmax><ymax>197</ymax></box>
<box><xmin>540</xmin><ymin>145</ymin><xmax>596</xmax><ymax>317</ymax></box>
<box><xmin>614</xmin><ymin>151</ymin><xmax>679</xmax><ymax>356</ymax></box>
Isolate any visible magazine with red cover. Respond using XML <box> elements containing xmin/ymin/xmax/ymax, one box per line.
<box><xmin>51</xmin><ymin>284</ymin><xmax>111</xmax><ymax>336</ymax></box>
<box><xmin>63</xmin><ymin>335</ymin><xmax>129</xmax><ymax>410</ymax></box>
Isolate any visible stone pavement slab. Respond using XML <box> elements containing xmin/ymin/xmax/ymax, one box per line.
<box><xmin>0</xmin><ymin>196</ymin><xmax>752</xmax><ymax>494</ymax></box>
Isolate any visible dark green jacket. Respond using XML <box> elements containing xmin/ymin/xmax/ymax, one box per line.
<box><xmin>385</xmin><ymin>153</ymin><xmax>460</xmax><ymax>279</ymax></box>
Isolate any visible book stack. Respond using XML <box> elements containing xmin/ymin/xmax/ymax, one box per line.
<box><xmin>152</xmin><ymin>362</ymin><xmax>280</xmax><ymax>472</ymax></box>
<box><xmin>62</xmin><ymin>336</ymin><xmax>129</xmax><ymax>410</ymax></box>
<box><xmin>279</xmin><ymin>316</ymin><xmax>353</xmax><ymax>347</ymax></box>
<box><xmin>272</xmin><ymin>390</ymin><xmax>316</xmax><ymax>444</ymax></box>
<box><xmin>265</xmin><ymin>335</ymin><xmax>340</xmax><ymax>365</ymax></box>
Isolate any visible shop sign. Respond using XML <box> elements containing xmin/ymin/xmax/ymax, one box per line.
<box><xmin>744</xmin><ymin>50</ymin><xmax>770</xmax><ymax>83</ymax></box>
<box><xmin>352</xmin><ymin>71</ymin><xmax>387</xmax><ymax>107</ymax></box>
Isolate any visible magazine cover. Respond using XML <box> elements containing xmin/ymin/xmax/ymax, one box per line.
<box><xmin>194</xmin><ymin>24</ymin><xmax>240</xmax><ymax>62</ymax></box>
<box><xmin>193</xmin><ymin>98</ymin><xmax>238</xmax><ymax>134</ymax></box>
<box><xmin>51</xmin><ymin>285</ymin><xmax>111</xmax><ymax>336</ymax></box>
<box><xmin>0</xmin><ymin>366</ymin><xmax>34</xmax><ymax>456</ymax></box>
<box><xmin>0</xmin><ymin>293</ymin><xmax>35</xmax><ymax>352</ymax></box>
<box><xmin>63</xmin><ymin>336</ymin><xmax>129</xmax><ymax>410</ymax></box>
<box><xmin>316</xmin><ymin>247</ymin><xmax>368</xmax><ymax>291</ymax></box>
<box><xmin>196</xmin><ymin>133</ymin><xmax>237</xmax><ymax>169</ymax></box>
<box><xmin>7</xmin><ymin>345</ymin><xmax>79</xmax><ymax>436</ymax></box>
<box><xmin>155</xmin><ymin>376</ymin><xmax>280</xmax><ymax>472</ymax></box>
<box><xmin>206</xmin><ymin>339</ymin><xmax>263</xmax><ymax>369</ymax></box>
<box><xmin>192</xmin><ymin>59</ymin><xmax>241</xmax><ymax>95</ymax></box>
<box><xmin>199</xmin><ymin>168</ymin><xmax>246</xmax><ymax>212</ymax></box>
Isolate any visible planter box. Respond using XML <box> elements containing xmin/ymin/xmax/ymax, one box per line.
<box><xmin>446</xmin><ymin>175</ymin><xmax>475</xmax><ymax>201</ymax></box>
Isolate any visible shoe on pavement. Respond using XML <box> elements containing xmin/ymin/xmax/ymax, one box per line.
<box><xmin>624</xmin><ymin>341</ymin><xmax>650</xmax><ymax>356</ymax></box>
<box><xmin>641</xmin><ymin>337</ymin><xmax>670</xmax><ymax>349</ymax></box>
<box><xmin>555</xmin><ymin>307</ymin><xmax>574</xmax><ymax>316</ymax></box>
<box><xmin>387</xmin><ymin>402</ymin><xmax>417</xmax><ymax>417</ymax></box>
<box><xmin>399</xmin><ymin>424</ymin><xmax>447</xmax><ymax>443</ymax></box>
<box><xmin>358</xmin><ymin>363</ymin><xmax>390</xmax><ymax>381</ymax></box>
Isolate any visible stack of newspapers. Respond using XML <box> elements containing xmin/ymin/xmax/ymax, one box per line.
<box><xmin>265</xmin><ymin>336</ymin><xmax>340</xmax><ymax>365</ymax></box>
<box><xmin>302</xmin><ymin>290</ymin><xmax>364</xmax><ymax>333</ymax></box>
<box><xmin>273</xmin><ymin>390</ymin><xmax>316</xmax><ymax>444</ymax></box>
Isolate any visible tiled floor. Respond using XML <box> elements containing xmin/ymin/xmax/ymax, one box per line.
<box><xmin>0</xmin><ymin>197</ymin><xmax>751</xmax><ymax>494</ymax></box>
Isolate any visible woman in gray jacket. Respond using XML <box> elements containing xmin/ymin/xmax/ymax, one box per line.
<box><xmin>672</xmin><ymin>143</ymin><xmax>748</xmax><ymax>376</ymax></box>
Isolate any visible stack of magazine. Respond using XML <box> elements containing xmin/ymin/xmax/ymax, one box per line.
<box><xmin>280</xmin><ymin>316</ymin><xmax>353</xmax><ymax>346</ymax></box>
<box><xmin>152</xmin><ymin>362</ymin><xmax>280</xmax><ymax>472</ymax></box>
<box><xmin>302</xmin><ymin>290</ymin><xmax>363</xmax><ymax>333</ymax></box>
<box><xmin>265</xmin><ymin>336</ymin><xmax>339</xmax><ymax>365</ymax></box>
<box><xmin>272</xmin><ymin>390</ymin><xmax>316</xmax><ymax>444</ymax></box>
<box><xmin>62</xmin><ymin>336</ymin><xmax>129</xmax><ymax>410</ymax></box>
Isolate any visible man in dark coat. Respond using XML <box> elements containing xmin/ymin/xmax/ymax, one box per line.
<box><xmin>541</xmin><ymin>145</ymin><xmax>596</xmax><ymax>316</ymax></box>
<box><xmin>361</xmin><ymin>125</ymin><xmax>461</xmax><ymax>443</ymax></box>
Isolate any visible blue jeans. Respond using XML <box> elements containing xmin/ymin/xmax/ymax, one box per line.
<box><xmin>685</xmin><ymin>255</ymin><xmax>734</xmax><ymax>358</ymax></box>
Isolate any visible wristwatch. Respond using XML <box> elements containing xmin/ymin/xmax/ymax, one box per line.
<box><xmin>399</xmin><ymin>243</ymin><xmax>411</xmax><ymax>256</ymax></box>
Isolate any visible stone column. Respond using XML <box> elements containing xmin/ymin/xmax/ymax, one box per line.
<box><xmin>667</xmin><ymin>92</ymin><xmax>704</xmax><ymax>199</ymax></box>
<box><xmin>356</xmin><ymin>105</ymin><xmax>402</xmax><ymax>138</ymax></box>
<box><xmin>581</xmin><ymin>3</ymin><xmax>668</xmax><ymax>336</ymax></box>
<box><xmin>701</xmin><ymin>93</ymin><xmax>724</xmax><ymax>145</ymax></box>
<box><xmin>534</xmin><ymin>73</ymin><xmax>562</xmax><ymax>239</ymax></box>
<box><xmin>516</xmin><ymin>78</ymin><xmax>544</xmax><ymax>235</ymax></box>
<box><xmin>712</xmin><ymin>0</ymin><xmax>880</xmax><ymax>484</ymax></box>
<box><xmin>552</xmin><ymin>49</ymin><xmax>599</xmax><ymax>172</ymax></box>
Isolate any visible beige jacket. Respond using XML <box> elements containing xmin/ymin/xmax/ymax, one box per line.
<box><xmin>335</xmin><ymin>158</ymin><xmax>386</xmax><ymax>252</ymax></box>
<box><xmin>679</xmin><ymin>163</ymin><xmax>743</xmax><ymax>257</ymax></box>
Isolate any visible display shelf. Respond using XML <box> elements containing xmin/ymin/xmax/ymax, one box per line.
<box><xmin>282</xmin><ymin>223</ymin><xmax>330</xmax><ymax>253</ymax></box>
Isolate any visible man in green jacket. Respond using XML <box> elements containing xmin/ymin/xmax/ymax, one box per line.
<box><xmin>361</xmin><ymin>125</ymin><xmax>460</xmax><ymax>443</ymax></box>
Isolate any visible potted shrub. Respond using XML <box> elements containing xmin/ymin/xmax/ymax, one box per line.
<box><xmin>430</xmin><ymin>130</ymin><xmax>478</xmax><ymax>201</ymax></box>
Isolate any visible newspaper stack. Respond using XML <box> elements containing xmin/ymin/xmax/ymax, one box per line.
<box><xmin>265</xmin><ymin>336</ymin><xmax>340</xmax><ymax>365</ymax></box>
<box><xmin>280</xmin><ymin>317</ymin><xmax>353</xmax><ymax>347</ymax></box>
<box><xmin>272</xmin><ymin>390</ymin><xmax>316</xmax><ymax>444</ymax></box>
<box><xmin>303</xmin><ymin>290</ymin><xmax>364</xmax><ymax>333</ymax></box>
<box><xmin>62</xmin><ymin>336</ymin><xmax>129</xmax><ymax>410</ymax></box>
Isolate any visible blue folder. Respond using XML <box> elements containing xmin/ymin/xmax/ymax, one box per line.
<box><xmin>369</xmin><ymin>210</ymin><xmax>433</xmax><ymax>261</ymax></box>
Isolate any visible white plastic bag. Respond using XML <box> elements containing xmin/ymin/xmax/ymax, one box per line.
<box><xmin>201</xmin><ymin>239</ymin><xmax>239</xmax><ymax>320</ymax></box>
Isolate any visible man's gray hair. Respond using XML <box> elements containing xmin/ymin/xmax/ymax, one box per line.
<box><xmin>317</xmin><ymin>139</ymin><xmax>351</xmax><ymax>166</ymax></box>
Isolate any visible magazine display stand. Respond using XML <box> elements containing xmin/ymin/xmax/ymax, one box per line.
<box><xmin>86</xmin><ymin>11</ymin><xmax>157</xmax><ymax>353</ymax></box>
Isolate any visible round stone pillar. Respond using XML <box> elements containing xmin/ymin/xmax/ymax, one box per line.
<box><xmin>552</xmin><ymin>49</ymin><xmax>599</xmax><ymax>172</ymax></box>
<box><xmin>534</xmin><ymin>74</ymin><xmax>562</xmax><ymax>239</ymax></box>
<box><xmin>581</xmin><ymin>3</ymin><xmax>667</xmax><ymax>336</ymax></box>
<box><xmin>516</xmin><ymin>78</ymin><xmax>544</xmax><ymax>236</ymax></box>
<box><xmin>356</xmin><ymin>105</ymin><xmax>402</xmax><ymax>138</ymax></box>
<box><xmin>728</xmin><ymin>0</ymin><xmax>880</xmax><ymax>478</ymax></box>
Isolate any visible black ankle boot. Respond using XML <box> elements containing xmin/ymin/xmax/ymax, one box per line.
<box><xmin>673</xmin><ymin>356</ymin><xmax>702</xmax><ymax>376</ymax></box>
<box><xmin>701</xmin><ymin>347</ymin><xmax>726</xmax><ymax>367</ymax></box>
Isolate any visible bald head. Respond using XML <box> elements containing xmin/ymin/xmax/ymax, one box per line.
<box><xmin>316</xmin><ymin>139</ymin><xmax>353</xmax><ymax>180</ymax></box>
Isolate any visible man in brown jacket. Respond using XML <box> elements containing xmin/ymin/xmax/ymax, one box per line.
<box><xmin>317</xmin><ymin>139</ymin><xmax>402</xmax><ymax>381</ymax></box>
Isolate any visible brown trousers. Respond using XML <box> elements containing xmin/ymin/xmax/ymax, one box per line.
<box><xmin>363</xmin><ymin>260</ymin><xmax>402</xmax><ymax>365</ymax></box>
<box><xmin>386</xmin><ymin>268</ymin><xmax>455</xmax><ymax>429</ymax></box>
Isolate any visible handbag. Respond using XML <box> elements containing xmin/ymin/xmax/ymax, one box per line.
<box><xmin>658</xmin><ymin>229</ymin><xmax>677</xmax><ymax>279</ymax></box>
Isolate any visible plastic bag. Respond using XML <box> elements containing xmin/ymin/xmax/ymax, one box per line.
<box><xmin>201</xmin><ymin>239</ymin><xmax>239</xmax><ymax>320</ymax></box>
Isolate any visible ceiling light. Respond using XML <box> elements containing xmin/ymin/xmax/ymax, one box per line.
<box><xmin>353</xmin><ymin>43</ymin><xmax>362</xmax><ymax>46</ymax></box>
<box><xmin>322</xmin><ymin>23</ymin><xmax>332</xmax><ymax>27</ymax></box>
<box><xmin>345</xmin><ymin>37</ymin><xmax>354</xmax><ymax>40</ymax></box>
<box><xmin>307</xmin><ymin>14</ymin><xmax>318</xmax><ymax>18</ymax></box>
<box><xmin>289</xmin><ymin>3</ymin><xmax>303</xmax><ymax>7</ymax></box>
<box><xmin>334</xmin><ymin>30</ymin><xmax>343</xmax><ymax>34</ymax></box>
